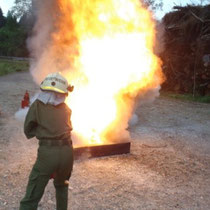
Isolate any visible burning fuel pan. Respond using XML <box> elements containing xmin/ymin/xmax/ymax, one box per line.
<box><xmin>73</xmin><ymin>142</ymin><xmax>131</xmax><ymax>159</ymax></box>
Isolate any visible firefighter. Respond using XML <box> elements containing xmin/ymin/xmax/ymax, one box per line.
<box><xmin>19</xmin><ymin>72</ymin><xmax>74</xmax><ymax>210</ymax></box>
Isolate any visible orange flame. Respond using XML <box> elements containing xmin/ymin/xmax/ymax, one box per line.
<box><xmin>51</xmin><ymin>0</ymin><xmax>163</xmax><ymax>146</ymax></box>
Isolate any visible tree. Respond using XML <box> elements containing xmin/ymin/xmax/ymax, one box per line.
<box><xmin>143</xmin><ymin>0</ymin><xmax>163</xmax><ymax>11</ymax></box>
<box><xmin>0</xmin><ymin>7</ymin><xmax>6</xmax><ymax>28</ymax></box>
<box><xmin>11</xmin><ymin>0</ymin><xmax>35</xmax><ymax>31</ymax></box>
<box><xmin>198</xmin><ymin>0</ymin><xmax>210</xmax><ymax>5</ymax></box>
<box><xmin>6</xmin><ymin>11</ymin><xmax>19</xmax><ymax>29</ymax></box>
<box><xmin>11</xmin><ymin>0</ymin><xmax>32</xmax><ymax>19</ymax></box>
<box><xmin>0</xmin><ymin>11</ymin><xmax>28</xmax><ymax>56</ymax></box>
<box><xmin>19</xmin><ymin>12</ymin><xmax>34</xmax><ymax>31</ymax></box>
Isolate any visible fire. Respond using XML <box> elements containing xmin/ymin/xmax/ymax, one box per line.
<box><xmin>32</xmin><ymin>0</ymin><xmax>163</xmax><ymax>146</ymax></box>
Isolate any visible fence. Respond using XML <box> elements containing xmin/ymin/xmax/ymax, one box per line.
<box><xmin>0</xmin><ymin>56</ymin><xmax>30</xmax><ymax>61</ymax></box>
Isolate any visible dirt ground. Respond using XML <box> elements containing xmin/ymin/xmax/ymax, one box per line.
<box><xmin>0</xmin><ymin>72</ymin><xmax>210</xmax><ymax>210</ymax></box>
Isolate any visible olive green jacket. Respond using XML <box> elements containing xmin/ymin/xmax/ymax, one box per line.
<box><xmin>24</xmin><ymin>100</ymin><xmax>72</xmax><ymax>140</ymax></box>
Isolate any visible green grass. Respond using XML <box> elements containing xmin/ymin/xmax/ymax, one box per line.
<box><xmin>0</xmin><ymin>58</ymin><xmax>29</xmax><ymax>76</ymax></box>
<box><xmin>161</xmin><ymin>91</ymin><xmax>210</xmax><ymax>104</ymax></box>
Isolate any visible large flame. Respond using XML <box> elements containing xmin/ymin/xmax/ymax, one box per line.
<box><xmin>30</xmin><ymin>0</ymin><xmax>163</xmax><ymax>146</ymax></box>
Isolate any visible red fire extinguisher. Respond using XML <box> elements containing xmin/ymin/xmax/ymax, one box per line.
<box><xmin>21</xmin><ymin>91</ymin><xmax>30</xmax><ymax>109</ymax></box>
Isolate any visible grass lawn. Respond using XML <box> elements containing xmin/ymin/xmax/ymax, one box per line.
<box><xmin>0</xmin><ymin>58</ymin><xmax>29</xmax><ymax>76</ymax></box>
<box><xmin>161</xmin><ymin>91</ymin><xmax>210</xmax><ymax>104</ymax></box>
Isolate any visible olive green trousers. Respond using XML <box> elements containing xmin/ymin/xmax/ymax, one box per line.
<box><xmin>19</xmin><ymin>144</ymin><xmax>73</xmax><ymax>210</ymax></box>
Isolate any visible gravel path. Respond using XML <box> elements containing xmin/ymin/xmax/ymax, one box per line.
<box><xmin>0</xmin><ymin>72</ymin><xmax>210</xmax><ymax>210</ymax></box>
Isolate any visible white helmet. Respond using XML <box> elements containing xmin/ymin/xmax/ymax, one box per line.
<box><xmin>40</xmin><ymin>72</ymin><xmax>74</xmax><ymax>94</ymax></box>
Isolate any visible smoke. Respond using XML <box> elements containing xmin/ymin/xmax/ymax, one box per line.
<box><xmin>15</xmin><ymin>107</ymin><xmax>29</xmax><ymax>123</ymax></box>
<box><xmin>28</xmin><ymin>0</ymin><xmax>79</xmax><ymax>84</ymax></box>
<box><xmin>28</xmin><ymin>0</ymin><xmax>164</xmax><ymax>145</ymax></box>
<box><xmin>154</xmin><ymin>21</ymin><xmax>165</xmax><ymax>55</ymax></box>
<box><xmin>129</xmin><ymin>86</ymin><xmax>160</xmax><ymax>126</ymax></box>
<box><xmin>15</xmin><ymin>93</ymin><xmax>39</xmax><ymax>122</ymax></box>
<box><xmin>28</xmin><ymin>0</ymin><xmax>64</xmax><ymax>83</ymax></box>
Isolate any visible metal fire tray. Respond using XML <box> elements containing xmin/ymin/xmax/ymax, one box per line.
<box><xmin>73</xmin><ymin>142</ymin><xmax>131</xmax><ymax>159</ymax></box>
